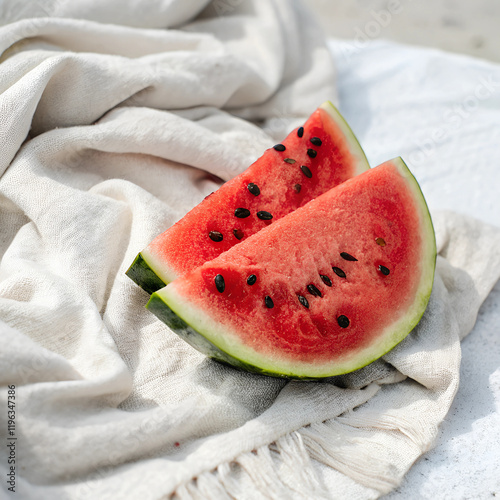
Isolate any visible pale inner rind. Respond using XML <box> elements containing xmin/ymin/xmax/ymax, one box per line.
<box><xmin>141</xmin><ymin>246</ymin><xmax>179</xmax><ymax>285</ymax></box>
<box><xmin>320</xmin><ymin>101</ymin><xmax>370</xmax><ymax>177</ymax></box>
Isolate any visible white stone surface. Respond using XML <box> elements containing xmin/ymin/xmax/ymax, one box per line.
<box><xmin>389</xmin><ymin>281</ymin><xmax>500</xmax><ymax>499</ymax></box>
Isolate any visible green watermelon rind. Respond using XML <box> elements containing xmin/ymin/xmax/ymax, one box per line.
<box><xmin>147</xmin><ymin>158</ymin><xmax>436</xmax><ymax>379</ymax></box>
<box><xmin>146</xmin><ymin>293</ymin><xmax>308</xmax><ymax>379</ymax></box>
<box><xmin>126</xmin><ymin>101</ymin><xmax>370</xmax><ymax>294</ymax></box>
<box><xmin>319</xmin><ymin>101</ymin><xmax>369</xmax><ymax>177</ymax></box>
<box><xmin>126</xmin><ymin>253</ymin><xmax>166</xmax><ymax>295</ymax></box>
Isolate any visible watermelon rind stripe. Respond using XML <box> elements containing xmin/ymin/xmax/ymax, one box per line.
<box><xmin>356</xmin><ymin>157</ymin><xmax>436</xmax><ymax>368</ymax></box>
<box><xmin>126</xmin><ymin>252</ymin><xmax>166</xmax><ymax>295</ymax></box>
<box><xmin>146</xmin><ymin>292</ymin><xmax>311</xmax><ymax>379</ymax></box>
<box><xmin>148</xmin><ymin>279</ymin><xmax>385</xmax><ymax>379</ymax></box>
<box><xmin>147</xmin><ymin>157</ymin><xmax>436</xmax><ymax>379</ymax></box>
<box><xmin>140</xmin><ymin>245</ymin><xmax>179</xmax><ymax>286</ymax></box>
<box><xmin>378</xmin><ymin>157</ymin><xmax>437</xmax><ymax>345</ymax></box>
<box><xmin>320</xmin><ymin>101</ymin><xmax>369</xmax><ymax>176</ymax></box>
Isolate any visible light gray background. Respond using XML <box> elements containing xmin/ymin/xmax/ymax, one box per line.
<box><xmin>304</xmin><ymin>0</ymin><xmax>500</xmax><ymax>63</ymax></box>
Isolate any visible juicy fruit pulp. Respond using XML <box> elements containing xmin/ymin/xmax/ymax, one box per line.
<box><xmin>147</xmin><ymin>158</ymin><xmax>436</xmax><ymax>379</ymax></box>
<box><xmin>126</xmin><ymin>101</ymin><xmax>369</xmax><ymax>293</ymax></box>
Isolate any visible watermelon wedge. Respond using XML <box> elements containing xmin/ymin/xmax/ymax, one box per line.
<box><xmin>127</xmin><ymin>101</ymin><xmax>369</xmax><ymax>294</ymax></box>
<box><xmin>146</xmin><ymin>158</ymin><xmax>436</xmax><ymax>379</ymax></box>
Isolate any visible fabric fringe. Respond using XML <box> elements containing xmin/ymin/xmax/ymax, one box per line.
<box><xmin>298</xmin><ymin>421</ymin><xmax>400</xmax><ymax>495</ymax></box>
<box><xmin>171</xmin><ymin>431</ymin><xmax>332</xmax><ymax>500</ymax></box>
<box><xmin>170</xmin><ymin>411</ymin><xmax>425</xmax><ymax>499</ymax></box>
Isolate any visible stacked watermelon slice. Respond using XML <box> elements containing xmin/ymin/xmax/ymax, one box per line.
<box><xmin>127</xmin><ymin>102</ymin><xmax>436</xmax><ymax>379</ymax></box>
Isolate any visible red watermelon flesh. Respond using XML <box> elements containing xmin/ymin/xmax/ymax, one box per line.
<box><xmin>147</xmin><ymin>158</ymin><xmax>436</xmax><ymax>379</ymax></box>
<box><xmin>127</xmin><ymin>102</ymin><xmax>369</xmax><ymax>293</ymax></box>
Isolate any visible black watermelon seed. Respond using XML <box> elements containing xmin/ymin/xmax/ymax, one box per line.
<box><xmin>257</xmin><ymin>211</ymin><xmax>273</xmax><ymax>221</ymax></box>
<box><xmin>247</xmin><ymin>183</ymin><xmax>260</xmax><ymax>196</ymax></box>
<box><xmin>337</xmin><ymin>315</ymin><xmax>350</xmax><ymax>328</ymax></box>
<box><xmin>247</xmin><ymin>274</ymin><xmax>257</xmax><ymax>285</ymax></box>
<box><xmin>300</xmin><ymin>165</ymin><xmax>312</xmax><ymax>178</ymax></box>
<box><xmin>233</xmin><ymin>228</ymin><xmax>244</xmax><ymax>240</ymax></box>
<box><xmin>209</xmin><ymin>231</ymin><xmax>223</xmax><ymax>242</ymax></box>
<box><xmin>297</xmin><ymin>126</ymin><xmax>304</xmax><ymax>138</ymax></box>
<box><xmin>298</xmin><ymin>295</ymin><xmax>309</xmax><ymax>308</ymax></box>
<box><xmin>273</xmin><ymin>144</ymin><xmax>286</xmax><ymax>152</ymax></box>
<box><xmin>214</xmin><ymin>274</ymin><xmax>225</xmax><ymax>293</ymax></box>
<box><xmin>333</xmin><ymin>267</ymin><xmax>346</xmax><ymax>278</ymax></box>
<box><xmin>284</xmin><ymin>158</ymin><xmax>296</xmax><ymax>164</ymax></box>
<box><xmin>376</xmin><ymin>237</ymin><xmax>386</xmax><ymax>246</ymax></box>
<box><xmin>307</xmin><ymin>149</ymin><xmax>317</xmax><ymax>158</ymax></box>
<box><xmin>310</xmin><ymin>137</ymin><xmax>322</xmax><ymax>146</ymax></box>
<box><xmin>340</xmin><ymin>252</ymin><xmax>358</xmax><ymax>262</ymax></box>
<box><xmin>307</xmin><ymin>284</ymin><xmax>322</xmax><ymax>297</ymax></box>
<box><xmin>320</xmin><ymin>275</ymin><xmax>332</xmax><ymax>287</ymax></box>
<box><xmin>294</xmin><ymin>184</ymin><xmax>302</xmax><ymax>193</ymax></box>
<box><xmin>264</xmin><ymin>296</ymin><xmax>274</xmax><ymax>308</ymax></box>
<box><xmin>235</xmin><ymin>208</ymin><xmax>250</xmax><ymax>218</ymax></box>
<box><xmin>379</xmin><ymin>265</ymin><xmax>390</xmax><ymax>276</ymax></box>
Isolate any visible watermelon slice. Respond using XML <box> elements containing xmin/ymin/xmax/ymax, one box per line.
<box><xmin>127</xmin><ymin>101</ymin><xmax>369</xmax><ymax>294</ymax></box>
<box><xmin>146</xmin><ymin>158</ymin><xmax>436</xmax><ymax>379</ymax></box>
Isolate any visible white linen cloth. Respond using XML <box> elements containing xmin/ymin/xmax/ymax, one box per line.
<box><xmin>1</xmin><ymin>2</ymin><xmax>500</xmax><ymax>499</ymax></box>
